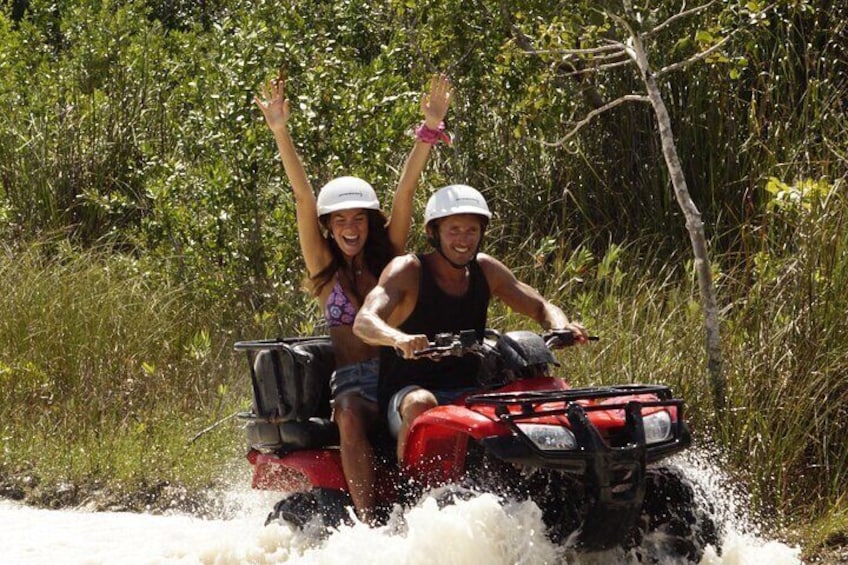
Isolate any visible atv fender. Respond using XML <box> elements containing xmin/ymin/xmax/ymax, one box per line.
<box><xmin>403</xmin><ymin>404</ymin><xmax>510</xmax><ymax>486</ymax></box>
<box><xmin>248</xmin><ymin>449</ymin><xmax>347</xmax><ymax>492</ymax></box>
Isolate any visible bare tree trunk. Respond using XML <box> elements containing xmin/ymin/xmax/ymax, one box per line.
<box><xmin>628</xmin><ymin>36</ymin><xmax>726</xmax><ymax>415</ymax></box>
<box><xmin>507</xmin><ymin>2</ymin><xmax>728</xmax><ymax>415</ymax></box>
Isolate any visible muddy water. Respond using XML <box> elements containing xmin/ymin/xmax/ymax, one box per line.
<box><xmin>0</xmin><ymin>453</ymin><xmax>802</xmax><ymax>565</ymax></box>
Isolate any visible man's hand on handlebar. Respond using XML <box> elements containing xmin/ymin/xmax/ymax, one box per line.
<box><xmin>544</xmin><ymin>324</ymin><xmax>597</xmax><ymax>349</ymax></box>
<box><xmin>403</xmin><ymin>330</ymin><xmax>485</xmax><ymax>360</ymax></box>
<box><xmin>393</xmin><ymin>333</ymin><xmax>431</xmax><ymax>360</ymax></box>
<box><xmin>564</xmin><ymin>321</ymin><xmax>590</xmax><ymax>343</ymax></box>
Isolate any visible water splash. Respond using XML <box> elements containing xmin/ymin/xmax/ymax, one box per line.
<box><xmin>287</xmin><ymin>494</ymin><xmax>562</xmax><ymax>565</ymax></box>
<box><xmin>0</xmin><ymin>450</ymin><xmax>803</xmax><ymax>564</ymax></box>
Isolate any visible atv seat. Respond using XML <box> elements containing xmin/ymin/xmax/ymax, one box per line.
<box><xmin>236</xmin><ymin>337</ymin><xmax>340</xmax><ymax>453</ymax></box>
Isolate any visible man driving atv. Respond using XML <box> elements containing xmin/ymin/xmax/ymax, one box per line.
<box><xmin>353</xmin><ymin>184</ymin><xmax>589</xmax><ymax>461</ymax></box>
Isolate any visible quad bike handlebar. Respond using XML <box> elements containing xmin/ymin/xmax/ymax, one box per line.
<box><xmin>542</xmin><ymin>329</ymin><xmax>599</xmax><ymax>348</ymax></box>
<box><xmin>412</xmin><ymin>328</ymin><xmax>598</xmax><ymax>359</ymax></box>
<box><xmin>412</xmin><ymin>329</ymin><xmax>484</xmax><ymax>359</ymax></box>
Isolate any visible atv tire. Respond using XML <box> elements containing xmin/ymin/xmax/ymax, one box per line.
<box><xmin>461</xmin><ymin>446</ymin><xmax>585</xmax><ymax>545</ymax></box>
<box><xmin>637</xmin><ymin>466</ymin><xmax>720</xmax><ymax>562</ymax></box>
<box><xmin>431</xmin><ymin>483</ymin><xmax>485</xmax><ymax>509</ymax></box>
<box><xmin>266</xmin><ymin>488</ymin><xmax>352</xmax><ymax>530</ymax></box>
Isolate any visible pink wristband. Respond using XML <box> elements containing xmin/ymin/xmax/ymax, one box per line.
<box><xmin>415</xmin><ymin>121</ymin><xmax>451</xmax><ymax>145</ymax></box>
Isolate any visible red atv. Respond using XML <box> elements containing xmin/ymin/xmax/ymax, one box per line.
<box><xmin>235</xmin><ymin>329</ymin><xmax>717</xmax><ymax>559</ymax></box>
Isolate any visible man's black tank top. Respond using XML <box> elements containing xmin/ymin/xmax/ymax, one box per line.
<box><xmin>378</xmin><ymin>253</ymin><xmax>490</xmax><ymax>411</ymax></box>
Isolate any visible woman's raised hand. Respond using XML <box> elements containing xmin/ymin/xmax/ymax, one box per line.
<box><xmin>421</xmin><ymin>74</ymin><xmax>452</xmax><ymax>129</ymax></box>
<box><xmin>254</xmin><ymin>70</ymin><xmax>291</xmax><ymax>133</ymax></box>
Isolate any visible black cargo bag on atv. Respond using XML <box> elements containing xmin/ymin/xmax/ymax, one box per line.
<box><xmin>235</xmin><ymin>337</ymin><xmax>339</xmax><ymax>452</ymax></box>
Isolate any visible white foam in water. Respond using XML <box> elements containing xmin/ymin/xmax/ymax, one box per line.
<box><xmin>292</xmin><ymin>493</ymin><xmax>562</xmax><ymax>565</ymax></box>
<box><xmin>0</xmin><ymin>452</ymin><xmax>803</xmax><ymax>564</ymax></box>
<box><xmin>662</xmin><ymin>449</ymin><xmax>802</xmax><ymax>565</ymax></box>
<box><xmin>700</xmin><ymin>531</ymin><xmax>802</xmax><ymax>565</ymax></box>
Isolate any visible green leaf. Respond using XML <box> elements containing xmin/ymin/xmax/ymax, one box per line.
<box><xmin>695</xmin><ymin>30</ymin><xmax>714</xmax><ymax>43</ymax></box>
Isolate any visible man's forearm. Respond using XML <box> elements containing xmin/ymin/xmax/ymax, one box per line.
<box><xmin>353</xmin><ymin>311</ymin><xmax>404</xmax><ymax>348</ymax></box>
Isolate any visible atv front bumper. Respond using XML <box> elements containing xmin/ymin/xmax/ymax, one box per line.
<box><xmin>468</xmin><ymin>386</ymin><xmax>692</xmax><ymax>549</ymax></box>
<box><xmin>478</xmin><ymin>399</ymin><xmax>691</xmax><ymax>473</ymax></box>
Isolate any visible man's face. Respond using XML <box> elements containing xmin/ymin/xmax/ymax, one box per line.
<box><xmin>434</xmin><ymin>214</ymin><xmax>484</xmax><ymax>264</ymax></box>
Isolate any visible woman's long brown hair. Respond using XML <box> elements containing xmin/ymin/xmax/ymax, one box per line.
<box><xmin>309</xmin><ymin>209</ymin><xmax>395</xmax><ymax>302</ymax></box>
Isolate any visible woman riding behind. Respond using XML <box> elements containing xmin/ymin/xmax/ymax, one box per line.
<box><xmin>254</xmin><ymin>72</ymin><xmax>452</xmax><ymax>524</ymax></box>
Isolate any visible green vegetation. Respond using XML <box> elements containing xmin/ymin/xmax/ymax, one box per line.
<box><xmin>0</xmin><ymin>243</ymin><xmax>247</xmax><ymax>491</ymax></box>
<box><xmin>1</xmin><ymin>0</ymin><xmax>846</xmax><ymax>558</ymax></box>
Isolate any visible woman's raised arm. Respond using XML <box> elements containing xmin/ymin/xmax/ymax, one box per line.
<box><xmin>386</xmin><ymin>75</ymin><xmax>453</xmax><ymax>254</ymax></box>
<box><xmin>254</xmin><ymin>73</ymin><xmax>330</xmax><ymax>276</ymax></box>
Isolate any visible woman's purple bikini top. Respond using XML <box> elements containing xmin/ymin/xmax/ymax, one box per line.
<box><xmin>324</xmin><ymin>276</ymin><xmax>358</xmax><ymax>328</ymax></box>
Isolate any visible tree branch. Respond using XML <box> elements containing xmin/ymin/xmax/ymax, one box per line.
<box><xmin>500</xmin><ymin>2</ymin><xmax>611</xmax><ymax>109</ymax></box>
<box><xmin>552</xmin><ymin>58</ymin><xmax>634</xmax><ymax>79</ymax></box>
<box><xmin>525</xmin><ymin>43</ymin><xmax>626</xmax><ymax>57</ymax></box>
<box><xmin>646</xmin><ymin>0</ymin><xmax>717</xmax><ymax>38</ymax></box>
<box><xmin>535</xmin><ymin>94</ymin><xmax>650</xmax><ymax>147</ymax></box>
<box><xmin>608</xmin><ymin>11</ymin><xmax>638</xmax><ymax>39</ymax></box>
<box><xmin>593</xmin><ymin>59</ymin><xmax>635</xmax><ymax>72</ymax></box>
<box><xmin>587</xmin><ymin>49</ymin><xmax>631</xmax><ymax>62</ymax></box>
<box><xmin>656</xmin><ymin>34</ymin><xmax>731</xmax><ymax>77</ymax></box>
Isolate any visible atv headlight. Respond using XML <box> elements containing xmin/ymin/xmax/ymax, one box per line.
<box><xmin>643</xmin><ymin>410</ymin><xmax>673</xmax><ymax>444</ymax></box>
<box><xmin>516</xmin><ymin>424</ymin><xmax>578</xmax><ymax>451</ymax></box>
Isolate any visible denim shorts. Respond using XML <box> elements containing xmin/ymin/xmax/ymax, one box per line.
<box><xmin>387</xmin><ymin>385</ymin><xmax>475</xmax><ymax>437</ymax></box>
<box><xmin>329</xmin><ymin>358</ymin><xmax>379</xmax><ymax>405</ymax></box>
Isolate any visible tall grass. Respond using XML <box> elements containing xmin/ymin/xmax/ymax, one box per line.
<box><xmin>720</xmin><ymin>177</ymin><xmax>848</xmax><ymax>517</ymax></box>
<box><xmin>0</xmin><ymin>242</ymin><xmax>252</xmax><ymax>491</ymax></box>
<box><xmin>496</xmin><ymin>181</ymin><xmax>848</xmax><ymax>538</ymax></box>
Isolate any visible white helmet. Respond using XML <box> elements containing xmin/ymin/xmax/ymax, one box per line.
<box><xmin>424</xmin><ymin>184</ymin><xmax>492</xmax><ymax>226</ymax></box>
<box><xmin>316</xmin><ymin>176</ymin><xmax>380</xmax><ymax>216</ymax></box>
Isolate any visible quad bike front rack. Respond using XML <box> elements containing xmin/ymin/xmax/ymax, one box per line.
<box><xmin>466</xmin><ymin>384</ymin><xmax>692</xmax><ymax>550</ymax></box>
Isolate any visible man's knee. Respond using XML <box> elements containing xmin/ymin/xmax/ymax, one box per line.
<box><xmin>399</xmin><ymin>389</ymin><xmax>437</xmax><ymax>423</ymax></box>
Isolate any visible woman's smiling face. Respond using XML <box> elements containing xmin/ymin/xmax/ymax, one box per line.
<box><xmin>329</xmin><ymin>208</ymin><xmax>370</xmax><ymax>257</ymax></box>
